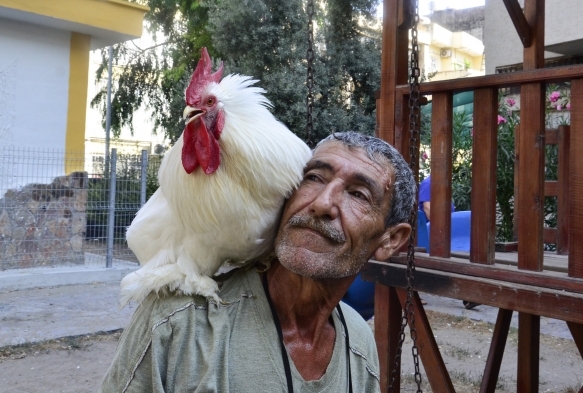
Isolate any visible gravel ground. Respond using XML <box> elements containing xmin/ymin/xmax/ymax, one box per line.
<box><xmin>1</xmin><ymin>309</ymin><xmax>581</xmax><ymax>392</ymax></box>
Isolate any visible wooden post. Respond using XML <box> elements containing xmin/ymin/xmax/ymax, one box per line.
<box><xmin>375</xmin><ymin>2</ymin><xmax>412</xmax><ymax>391</ymax></box>
<box><xmin>569</xmin><ymin>79</ymin><xmax>583</xmax><ymax>278</ymax></box>
<box><xmin>516</xmin><ymin>1</ymin><xmax>544</xmax><ymax>391</ymax></box>
<box><xmin>395</xmin><ymin>289</ymin><xmax>455</xmax><ymax>392</ymax></box>
<box><xmin>377</xmin><ymin>0</ymin><xmax>409</xmax><ymax>145</ymax></box>
<box><xmin>471</xmin><ymin>88</ymin><xmax>498</xmax><ymax>264</ymax></box>
<box><xmin>517</xmin><ymin>313</ymin><xmax>540</xmax><ymax>392</ymax></box>
<box><xmin>517</xmin><ymin>0</ymin><xmax>545</xmax><ymax>271</ymax></box>
<box><xmin>374</xmin><ymin>285</ymin><xmax>402</xmax><ymax>392</ymax></box>
<box><xmin>430</xmin><ymin>92</ymin><xmax>453</xmax><ymax>258</ymax></box>
<box><xmin>480</xmin><ymin>309</ymin><xmax>513</xmax><ymax>393</ymax></box>
<box><xmin>556</xmin><ymin>125</ymin><xmax>570</xmax><ymax>254</ymax></box>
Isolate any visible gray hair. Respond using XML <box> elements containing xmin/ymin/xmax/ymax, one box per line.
<box><xmin>315</xmin><ymin>132</ymin><xmax>417</xmax><ymax>228</ymax></box>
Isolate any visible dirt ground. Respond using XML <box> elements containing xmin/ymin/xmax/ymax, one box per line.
<box><xmin>0</xmin><ymin>311</ymin><xmax>581</xmax><ymax>393</ymax></box>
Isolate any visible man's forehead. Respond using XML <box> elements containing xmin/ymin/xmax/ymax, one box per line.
<box><xmin>313</xmin><ymin>140</ymin><xmax>393</xmax><ymax>170</ymax></box>
<box><xmin>310</xmin><ymin>141</ymin><xmax>395</xmax><ymax>186</ymax></box>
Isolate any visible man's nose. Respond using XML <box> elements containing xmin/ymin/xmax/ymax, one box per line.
<box><xmin>309</xmin><ymin>181</ymin><xmax>341</xmax><ymax>220</ymax></box>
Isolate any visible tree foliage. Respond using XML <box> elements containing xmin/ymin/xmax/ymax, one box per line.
<box><xmin>92</xmin><ymin>0</ymin><xmax>382</xmax><ymax>144</ymax></box>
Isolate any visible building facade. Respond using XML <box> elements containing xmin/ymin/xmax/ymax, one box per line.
<box><xmin>0</xmin><ymin>0</ymin><xmax>147</xmax><ymax>173</ymax></box>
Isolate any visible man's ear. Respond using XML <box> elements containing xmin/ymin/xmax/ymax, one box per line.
<box><xmin>373</xmin><ymin>223</ymin><xmax>412</xmax><ymax>262</ymax></box>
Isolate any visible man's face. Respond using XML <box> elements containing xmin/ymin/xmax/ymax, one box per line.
<box><xmin>275</xmin><ymin>141</ymin><xmax>395</xmax><ymax>279</ymax></box>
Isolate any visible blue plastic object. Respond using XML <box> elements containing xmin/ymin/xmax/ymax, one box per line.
<box><xmin>342</xmin><ymin>273</ymin><xmax>375</xmax><ymax>320</ymax></box>
<box><xmin>417</xmin><ymin>210</ymin><xmax>430</xmax><ymax>253</ymax></box>
<box><xmin>427</xmin><ymin>210</ymin><xmax>472</xmax><ymax>252</ymax></box>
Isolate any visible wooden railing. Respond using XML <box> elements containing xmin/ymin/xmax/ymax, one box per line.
<box><xmin>367</xmin><ymin>63</ymin><xmax>583</xmax><ymax>392</ymax></box>
<box><xmin>372</xmin><ymin>2</ymin><xmax>583</xmax><ymax>391</ymax></box>
<box><xmin>391</xmin><ymin>65</ymin><xmax>583</xmax><ymax>278</ymax></box>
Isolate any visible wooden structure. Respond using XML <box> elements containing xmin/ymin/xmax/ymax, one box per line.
<box><xmin>365</xmin><ymin>0</ymin><xmax>583</xmax><ymax>391</ymax></box>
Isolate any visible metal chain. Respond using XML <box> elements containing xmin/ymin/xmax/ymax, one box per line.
<box><xmin>388</xmin><ymin>0</ymin><xmax>423</xmax><ymax>391</ymax></box>
<box><xmin>305</xmin><ymin>0</ymin><xmax>315</xmax><ymax>148</ymax></box>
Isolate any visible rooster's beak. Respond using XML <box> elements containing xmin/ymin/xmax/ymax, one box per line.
<box><xmin>183</xmin><ymin>106</ymin><xmax>205</xmax><ymax>125</ymax></box>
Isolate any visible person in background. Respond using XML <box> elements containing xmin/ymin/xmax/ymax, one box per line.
<box><xmin>418</xmin><ymin>175</ymin><xmax>455</xmax><ymax>222</ymax></box>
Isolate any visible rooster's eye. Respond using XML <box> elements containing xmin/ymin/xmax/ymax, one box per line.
<box><xmin>206</xmin><ymin>98</ymin><xmax>215</xmax><ymax>106</ymax></box>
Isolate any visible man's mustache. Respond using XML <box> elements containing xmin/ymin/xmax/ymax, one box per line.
<box><xmin>287</xmin><ymin>215</ymin><xmax>346</xmax><ymax>244</ymax></box>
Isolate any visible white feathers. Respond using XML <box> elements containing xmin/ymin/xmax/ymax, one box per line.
<box><xmin>120</xmin><ymin>75</ymin><xmax>312</xmax><ymax>306</ymax></box>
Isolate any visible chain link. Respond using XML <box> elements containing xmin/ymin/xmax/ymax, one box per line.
<box><xmin>388</xmin><ymin>0</ymin><xmax>423</xmax><ymax>391</ymax></box>
<box><xmin>305</xmin><ymin>0</ymin><xmax>315</xmax><ymax>148</ymax></box>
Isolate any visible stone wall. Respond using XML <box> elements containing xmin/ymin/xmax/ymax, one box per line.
<box><xmin>0</xmin><ymin>172</ymin><xmax>87</xmax><ymax>270</ymax></box>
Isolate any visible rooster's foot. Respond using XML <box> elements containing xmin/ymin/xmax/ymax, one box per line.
<box><xmin>179</xmin><ymin>274</ymin><xmax>221</xmax><ymax>303</ymax></box>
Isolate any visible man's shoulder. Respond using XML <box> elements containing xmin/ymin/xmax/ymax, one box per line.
<box><xmin>337</xmin><ymin>302</ymin><xmax>375</xmax><ymax>349</ymax></box>
<box><xmin>133</xmin><ymin>266</ymin><xmax>257</xmax><ymax>323</ymax></box>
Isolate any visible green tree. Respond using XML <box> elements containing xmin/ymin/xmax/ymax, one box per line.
<box><xmin>92</xmin><ymin>0</ymin><xmax>382</xmax><ymax>144</ymax></box>
<box><xmin>92</xmin><ymin>0</ymin><xmax>216</xmax><ymax>143</ymax></box>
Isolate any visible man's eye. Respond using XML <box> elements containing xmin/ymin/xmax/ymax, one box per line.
<box><xmin>304</xmin><ymin>174</ymin><xmax>320</xmax><ymax>182</ymax></box>
<box><xmin>351</xmin><ymin>191</ymin><xmax>368</xmax><ymax>201</ymax></box>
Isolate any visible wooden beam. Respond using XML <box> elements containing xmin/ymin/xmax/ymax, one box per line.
<box><xmin>384</xmin><ymin>255</ymin><xmax>583</xmax><ymax>295</ymax></box>
<box><xmin>480</xmin><ymin>308</ymin><xmax>513</xmax><ymax>393</ymax></box>
<box><xmin>377</xmin><ymin>0</ymin><xmax>409</xmax><ymax>145</ymax></box>
<box><xmin>566</xmin><ymin>321</ymin><xmax>583</xmax><ymax>361</ymax></box>
<box><xmin>394</xmin><ymin>91</ymin><xmax>411</xmax><ymax>160</ymax></box>
<box><xmin>395</xmin><ymin>64</ymin><xmax>583</xmax><ymax>95</ymax></box>
<box><xmin>545</xmin><ymin>128</ymin><xmax>559</xmax><ymax>145</ymax></box>
<box><xmin>544</xmin><ymin>181</ymin><xmax>558</xmax><ymax>196</ymax></box>
<box><xmin>543</xmin><ymin>227</ymin><xmax>557</xmax><ymax>244</ymax></box>
<box><xmin>362</xmin><ymin>262</ymin><xmax>583</xmax><ymax>324</ymax></box>
<box><xmin>471</xmin><ymin>88</ymin><xmax>498</xmax><ymax>264</ymax></box>
<box><xmin>374</xmin><ymin>285</ymin><xmax>402</xmax><ymax>392</ymax></box>
<box><xmin>569</xmin><ymin>79</ymin><xmax>583</xmax><ymax>278</ymax></box>
<box><xmin>502</xmin><ymin>0</ymin><xmax>532</xmax><ymax>47</ymax></box>
<box><xmin>517</xmin><ymin>313</ymin><xmax>540</xmax><ymax>393</ymax></box>
<box><xmin>395</xmin><ymin>289</ymin><xmax>455</xmax><ymax>393</ymax></box>
<box><xmin>523</xmin><ymin>0</ymin><xmax>545</xmax><ymax>71</ymax></box>
<box><xmin>430</xmin><ymin>92</ymin><xmax>453</xmax><ymax>258</ymax></box>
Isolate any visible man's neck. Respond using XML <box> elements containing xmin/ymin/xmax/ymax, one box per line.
<box><xmin>264</xmin><ymin>261</ymin><xmax>355</xmax><ymax>380</ymax></box>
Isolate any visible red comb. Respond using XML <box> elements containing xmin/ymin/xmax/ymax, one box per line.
<box><xmin>185</xmin><ymin>48</ymin><xmax>224</xmax><ymax>105</ymax></box>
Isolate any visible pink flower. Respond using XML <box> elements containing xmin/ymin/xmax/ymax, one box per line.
<box><xmin>549</xmin><ymin>91</ymin><xmax>560</xmax><ymax>103</ymax></box>
<box><xmin>556</xmin><ymin>104</ymin><xmax>562</xmax><ymax>111</ymax></box>
<box><xmin>421</xmin><ymin>151</ymin><xmax>428</xmax><ymax>161</ymax></box>
<box><xmin>567</xmin><ymin>103</ymin><xmax>571</xmax><ymax>110</ymax></box>
<box><xmin>506</xmin><ymin>98</ymin><xmax>515</xmax><ymax>107</ymax></box>
<box><xmin>497</xmin><ymin>115</ymin><xmax>507</xmax><ymax>125</ymax></box>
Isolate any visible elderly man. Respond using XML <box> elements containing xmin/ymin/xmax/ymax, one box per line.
<box><xmin>99</xmin><ymin>132</ymin><xmax>416</xmax><ymax>393</ymax></box>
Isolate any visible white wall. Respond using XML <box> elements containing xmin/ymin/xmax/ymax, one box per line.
<box><xmin>485</xmin><ymin>0</ymin><xmax>583</xmax><ymax>74</ymax></box>
<box><xmin>0</xmin><ymin>17</ymin><xmax>70</xmax><ymax>149</ymax></box>
<box><xmin>0</xmin><ymin>17</ymin><xmax>72</xmax><ymax>194</ymax></box>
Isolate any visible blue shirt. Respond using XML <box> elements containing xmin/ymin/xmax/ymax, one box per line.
<box><xmin>418</xmin><ymin>176</ymin><xmax>455</xmax><ymax>220</ymax></box>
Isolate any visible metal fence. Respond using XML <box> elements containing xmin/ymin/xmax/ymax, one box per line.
<box><xmin>0</xmin><ymin>146</ymin><xmax>161</xmax><ymax>271</ymax></box>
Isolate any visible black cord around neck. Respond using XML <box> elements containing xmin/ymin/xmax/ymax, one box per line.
<box><xmin>262</xmin><ymin>273</ymin><xmax>353</xmax><ymax>393</ymax></box>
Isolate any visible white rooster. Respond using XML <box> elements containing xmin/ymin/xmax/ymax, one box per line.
<box><xmin>120</xmin><ymin>48</ymin><xmax>312</xmax><ymax>306</ymax></box>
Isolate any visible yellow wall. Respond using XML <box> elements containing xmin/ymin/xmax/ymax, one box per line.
<box><xmin>65</xmin><ymin>32</ymin><xmax>90</xmax><ymax>173</ymax></box>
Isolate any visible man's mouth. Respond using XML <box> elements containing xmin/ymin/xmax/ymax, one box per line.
<box><xmin>288</xmin><ymin>215</ymin><xmax>346</xmax><ymax>244</ymax></box>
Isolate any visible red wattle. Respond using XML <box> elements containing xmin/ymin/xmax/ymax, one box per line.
<box><xmin>194</xmin><ymin>120</ymin><xmax>221</xmax><ymax>174</ymax></box>
<box><xmin>181</xmin><ymin>120</ymin><xmax>221</xmax><ymax>175</ymax></box>
<box><xmin>182</xmin><ymin>122</ymin><xmax>199</xmax><ymax>174</ymax></box>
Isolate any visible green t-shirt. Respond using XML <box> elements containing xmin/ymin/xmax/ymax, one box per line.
<box><xmin>99</xmin><ymin>267</ymin><xmax>380</xmax><ymax>393</ymax></box>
